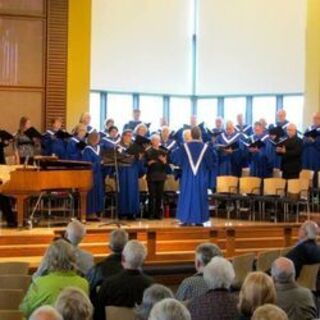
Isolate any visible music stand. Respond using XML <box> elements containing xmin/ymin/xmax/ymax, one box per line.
<box><xmin>99</xmin><ymin>147</ymin><xmax>134</xmax><ymax>227</ymax></box>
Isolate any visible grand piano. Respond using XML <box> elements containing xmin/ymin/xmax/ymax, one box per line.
<box><xmin>0</xmin><ymin>157</ymin><xmax>93</xmax><ymax>228</ymax></box>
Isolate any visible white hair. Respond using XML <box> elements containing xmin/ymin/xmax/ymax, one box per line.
<box><xmin>134</xmin><ymin>123</ymin><xmax>148</xmax><ymax>134</ymax></box>
<box><xmin>195</xmin><ymin>243</ymin><xmax>222</xmax><ymax>266</ymax></box>
<box><xmin>149</xmin><ymin>298</ymin><xmax>191</xmax><ymax>320</ymax></box>
<box><xmin>55</xmin><ymin>287</ymin><xmax>93</xmax><ymax>320</ymax></box>
<box><xmin>271</xmin><ymin>257</ymin><xmax>295</xmax><ymax>284</ymax></box>
<box><xmin>151</xmin><ymin>134</ymin><xmax>161</xmax><ymax>142</ymax></box>
<box><xmin>109</xmin><ymin>229</ymin><xmax>129</xmax><ymax>253</ymax></box>
<box><xmin>66</xmin><ymin>219</ymin><xmax>86</xmax><ymax>246</ymax></box>
<box><xmin>301</xmin><ymin>220</ymin><xmax>319</xmax><ymax>240</ymax></box>
<box><xmin>122</xmin><ymin>240</ymin><xmax>147</xmax><ymax>269</ymax></box>
<box><xmin>29</xmin><ymin>305</ymin><xmax>63</xmax><ymax>320</ymax></box>
<box><xmin>203</xmin><ymin>256</ymin><xmax>235</xmax><ymax>290</ymax></box>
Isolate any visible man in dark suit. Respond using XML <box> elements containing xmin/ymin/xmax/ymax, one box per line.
<box><xmin>94</xmin><ymin>240</ymin><xmax>153</xmax><ymax>320</ymax></box>
<box><xmin>286</xmin><ymin>221</ymin><xmax>320</xmax><ymax>278</ymax></box>
<box><xmin>87</xmin><ymin>229</ymin><xmax>128</xmax><ymax>302</ymax></box>
<box><xmin>276</xmin><ymin>123</ymin><xmax>303</xmax><ymax>179</ymax></box>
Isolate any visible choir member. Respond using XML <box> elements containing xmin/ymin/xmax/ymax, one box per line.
<box><xmin>246</xmin><ymin>121</ymin><xmax>273</xmax><ymax>178</ymax></box>
<box><xmin>14</xmin><ymin>117</ymin><xmax>39</xmax><ymax>165</ymax></box>
<box><xmin>302</xmin><ymin>112</ymin><xmax>320</xmax><ymax>174</ymax></box>
<box><xmin>212</xmin><ymin>117</ymin><xmax>224</xmax><ymax>136</ymax></box>
<box><xmin>42</xmin><ymin>117</ymin><xmax>67</xmax><ymax>159</ymax></box>
<box><xmin>66</xmin><ymin>124</ymin><xmax>87</xmax><ymax>161</ymax></box>
<box><xmin>145</xmin><ymin>134</ymin><xmax>169</xmax><ymax>219</ymax></box>
<box><xmin>82</xmin><ymin>132</ymin><xmax>104</xmax><ymax>219</ymax></box>
<box><xmin>160</xmin><ymin>126</ymin><xmax>177</xmax><ymax>151</ymax></box>
<box><xmin>100</xmin><ymin>126</ymin><xmax>120</xmax><ymax>151</ymax></box>
<box><xmin>269</xmin><ymin>109</ymin><xmax>289</xmax><ymax>136</ymax></box>
<box><xmin>276</xmin><ymin>123</ymin><xmax>303</xmax><ymax>179</ymax></box>
<box><xmin>259</xmin><ymin>118</ymin><xmax>268</xmax><ymax>133</ymax></box>
<box><xmin>100</xmin><ymin>118</ymin><xmax>115</xmax><ymax>138</ymax></box>
<box><xmin>214</xmin><ymin>121</ymin><xmax>242</xmax><ymax>176</ymax></box>
<box><xmin>0</xmin><ymin>129</ymin><xmax>13</xmax><ymax>164</ymax></box>
<box><xmin>117</xmin><ymin>130</ymin><xmax>146</xmax><ymax>220</ymax></box>
<box><xmin>235</xmin><ymin>113</ymin><xmax>253</xmax><ymax>138</ymax></box>
<box><xmin>134</xmin><ymin>123</ymin><xmax>149</xmax><ymax>138</ymax></box>
<box><xmin>79</xmin><ymin>112</ymin><xmax>95</xmax><ymax>134</ymax></box>
<box><xmin>171</xmin><ymin>127</ymin><xmax>216</xmax><ymax>226</ymax></box>
<box><xmin>183</xmin><ymin>129</ymin><xmax>192</xmax><ymax>143</ymax></box>
<box><xmin>123</xmin><ymin>109</ymin><xmax>142</xmax><ymax>131</ymax></box>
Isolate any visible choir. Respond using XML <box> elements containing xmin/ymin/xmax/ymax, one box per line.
<box><xmin>0</xmin><ymin>109</ymin><xmax>319</xmax><ymax>227</ymax></box>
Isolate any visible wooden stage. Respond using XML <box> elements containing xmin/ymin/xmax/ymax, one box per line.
<box><xmin>0</xmin><ymin>218</ymin><xmax>301</xmax><ymax>269</ymax></box>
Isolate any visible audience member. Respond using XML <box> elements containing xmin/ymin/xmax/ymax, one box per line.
<box><xmin>87</xmin><ymin>229</ymin><xmax>128</xmax><ymax>301</ymax></box>
<box><xmin>94</xmin><ymin>240</ymin><xmax>153</xmax><ymax>320</ymax></box>
<box><xmin>238</xmin><ymin>272</ymin><xmax>276</xmax><ymax>320</ymax></box>
<box><xmin>29</xmin><ymin>306</ymin><xmax>63</xmax><ymax>320</ymax></box>
<box><xmin>176</xmin><ymin>243</ymin><xmax>222</xmax><ymax>301</ymax></box>
<box><xmin>55</xmin><ymin>287</ymin><xmax>94</xmax><ymax>320</ymax></box>
<box><xmin>135</xmin><ymin>284</ymin><xmax>174</xmax><ymax>320</ymax></box>
<box><xmin>34</xmin><ymin>220</ymin><xmax>94</xmax><ymax>279</ymax></box>
<box><xmin>20</xmin><ymin>239</ymin><xmax>89</xmax><ymax>318</ymax></box>
<box><xmin>252</xmin><ymin>304</ymin><xmax>288</xmax><ymax>320</ymax></box>
<box><xmin>188</xmin><ymin>256</ymin><xmax>239</xmax><ymax>320</ymax></box>
<box><xmin>149</xmin><ymin>298</ymin><xmax>191</xmax><ymax>320</ymax></box>
<box><xmin>286</xmin><ymin>220</ymin><xmax>320</xmax><ymax>278</ymax></box>
<box><xmin>271</xmin><ymin>257</ymin><xmax>317</xmax><ymax>320</ymax></box>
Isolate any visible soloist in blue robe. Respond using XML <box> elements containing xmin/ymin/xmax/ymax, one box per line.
<box><xmin>302</xmin><ymin>126</ymin><xmax>320</xmax><ymax>171</ymax></box>
<box><xmin>171</xmin><ymin>141</ymin><xmax>216</xmax><ymax>224</ymax></box>
<box><xmin>82</xmin><ymin>145</ymin><xmax>105</xmax><ymax>215</ymax></box>
<box><xmin>117</xmin><ymin>151</ymin><xmax>146</xmax><ymax>218</ymax></box>
<box><xmin>66</xmin><ymin>137</ymin><xmax>84</xmax><ymax>161</ymax></box>
<box><xmin>42</xmin><ymin>130</ymin><xmax>66</xmax><ymax>159</ymax></box>
<box><xmin>247</xmin><ymin>134</ymin><xmax>273</xmax><ymax>178</ymax></box>
<box><xmin>214</xmin><ymin>132</ymin><xmax>242</xmax><ymax>176</ymax></box>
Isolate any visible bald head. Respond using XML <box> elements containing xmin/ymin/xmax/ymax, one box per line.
<box><xmin>287</xmin><ymin>123</ymin><xmax>297</xmax><ymax>138</ymax></box>
<box><xmin>271</xmin><ymin>257</ymin><xmax>295</xmax><ymax>284</ymax></box>
<box><xmin>277</xmin><ymin>109</ymin><xmax>287</xmax><ymax>122</ymax></box>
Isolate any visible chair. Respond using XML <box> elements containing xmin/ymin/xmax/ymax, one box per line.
<box><xmin>256</xmin><ymin>249</ymin><xmax>280</xmax><ymax>272</ymax></box>
<box><xmin>259</xmin><ymin>178</ymin><xmax>286</xmax><ymax>221</ymax></box>
<box><xmin>212</xmin><ymin>176</ymin><xmax>239</xmax><ymax>220</ymax></box>
<box><xmin>163</xmin><ymin>175</ymin><xmax>179</xmax><ymax>218</ymax></box>
<box><xmin>105</xmin><ymin>306</ymin><xmax>135</xmax><ymax>320</ymax></box>
<box><xmin>139</xmin><ymin>176</ymin><xmax>149</xmax><ymax>218</ymax></box>
<box><xmin>105</xmin><ymin>177</ymin><xmax>117</xmax><ymax>218</ymax></box>
<box><xmin>297</xmin><ymin>263</ymin><xmax>320</xmax><ymax>291</ymax></box>
<box><xmin>231</xmin><ymin>253</ymin><xmax>255</xmax><ymax>289</ymax></box>
<box><xmin>0</xmin><ymin>289</ymin><xmax>24</xmax><ymax>310</ymax></box>
<box><xmin>0</xmin><ymin>275</ymin><xmax>31</xmax><ymax>293</ymax></box>
<box><xmin>0</xmin><ymin>262</ymin><xmax>29</xmax><ymax>275</ymax></box>
<box><xmin>299</xmin><ymin>169</ymin><xmax>314</xmax><ymax>187</ymax></box>
<box><xmin>0</xmin><ymin>311</ymin><xmax>23</xmax><ymax>320</ymax></box>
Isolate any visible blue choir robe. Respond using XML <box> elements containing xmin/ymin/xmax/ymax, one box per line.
<box><xmin>269</xmin><ymin>120</ymin><xmax>290</xmax><ymax>137</ymax></box>
<box><xmin>171</xmin><ymin>141</ymin><xmax>216</xmax><ymax>224</ymax></box>
<box><xmin>161</xmin><ymin>138</ymin><xmax>177</xmax><ymax>151</ymax></box>
<box><xmin>302</xmin><ymin>126</ymin><xmax>320</xmax><ymax>171</ymax></box>
<box><xmin>42</xmin><ymin>130</ymin><xmax>66</xmax><ymax>159</ymax></box>
<box><xmin>214</xmin><ymin>131</ymin><xmax>242</xmax><ymax>176</ymax></box>
<box><xmin>235</xmin><ymin>124</ymin><xmax>253</xmax><ymax>140</ymax></box>
<box><xmin>123</xmin><ymin>120</ymin><xmax>142</xmax><ymax>131</ymax></box>
<box><xmin>246</xmin><ymin>133</ymin><xmax>273</xmax><ymax>178</ymax></box>
<box><xmin>82</xmin><ymin>145</ymin><xmax>105</xmax><ymax>215</ymax></box>
<box><xmin>117</xmin><ymin>150</ymin><xmax>146</xmax><ymax>218</ymax></box>
<box><xmin>66</xmin><ymin>137</ymin><xmax>84</xmax><ymax>161</ymax></box>
<box><xmin>86</xmin><ymin>125</ymin><xmax>95</xmax><ymax>134</ymax></box>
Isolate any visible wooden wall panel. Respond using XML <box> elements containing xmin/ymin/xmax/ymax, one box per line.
<box><xmin>45</xmin><ymin>0</ymin><xmax>68</xmax><ymax>128</ymax></box>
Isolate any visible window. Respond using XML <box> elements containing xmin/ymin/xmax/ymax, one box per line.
<box><xmin>139</xmin><ymin>96</ymin><xmax>164</xmax><ymax>132</ymax></box>
<box><xmin>89</xmin><ymin>92</ymin><xmax>101</xmax><ymax>130</ymax></box>
<box><xmin>283</xmin><ymin>95</ymin><xmax>304</xmax><ymax>131</ymax></box>
<box><xmin>252</xmin><ymin>96</ymin><xmax>276</xmax><ymax>127</ymax></box>
<box><xmin>107</xmin><ymin>94</ymin><xmax>133</xmax><ymax>132</ymax></box>
<box><xmin>223</xmin><ymin>97</ymin><xmax>246</xmax><ymax>124</ymax></box>
<box><xmin>197</xmin><ymin>99</ymin><xmax>218</xmax><ymax>129</ymax></box>
<box><xmin>169</xmin><ymin>97</ymin><xmax>192</xmax><ymax>130</ymax></box>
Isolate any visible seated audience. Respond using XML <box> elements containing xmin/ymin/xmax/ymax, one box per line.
<box><xmin>149</xmin><ymin>298</ymin><xmax>191</xmax><ymax>320</ymax></box>
<box><xmin>176</xmin><ymin>243</ymin><xmax>222</xmax><ymax>301</ymax></box>
<box><xmin>286</xmin><ymin>220</ymin><xmax>320</xmax><ymax>278</ymax></box>
<box><xmin>271</xmin><ymin>257</ymin><xmax>317</xmax><ymax>320</ymax></box>
<box><xmin>55</xmin><ymin>287</ymin><xmax>94</xmax><ymax>320</ymax></box>
<box><xmin>188</xmin><ymin>256</ymin><xmax>239</xmax><ymax>320</ymax></box>
<box><xmin>94</xmin><ymin>240</ymin><xmax>153</xmax><ymax>320</ymax></box>
<box><xmin>252</xmin><ymin>304</ymin><xmax>288</xmax><ymax>320</ymax></box>
<box><xmin>135</xmin><ymin>284</ymin><xmax>174</xmax><ymax>320</ymax></box>
<box><xmin>87</xmin><ymin>229</ymin><xmax>128</xmax><ymax>301</ymax></box>
<box><xmin>20</xmin><ymin>239</ymin><xmax>89</xmax><ymax>318</ymax></box>
<box><xmin>34</xmin><ymin>220</ymin><xmax>94</xmax><ymax>279</ymax></box>
<box><xmin>29</xmin><ymin>306</ymin><xmax>63</xmax><ymax>320</ymax></box>
<box><xmin>238</xmin><ymin>272</ymin><xmax>276</xmax><ymax>320</ymax></box>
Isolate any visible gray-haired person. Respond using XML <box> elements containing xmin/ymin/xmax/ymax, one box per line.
<box><xmin>149</xmin><ymin>298</ymin><xmax>191</xmax><ymax>320</ymax></box>
<box><xmin>29</xmin><ymin>306</ymin><xmax>63</xmax><ymax>320</ymax></box>
<box><xmin>135</xmin><ymin>284</ymin><xmax>174</xmax><ymax>320</ymax></box>
<box><xmin>176</xmin><ymin>243</ymin><xmax>222</xmax><ymax>301</ymax></box>
<box><xmin>271</xmin><ymin>257</ymin><xmax>317</xmax><ymax>320</ymax></box>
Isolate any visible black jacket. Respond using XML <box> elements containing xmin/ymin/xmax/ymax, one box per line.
<box><xmin>286</xmin><ymin>239</ymin><xmax>320</xmax><ymax>278</ymax></box>
<box><xmin>145</xmin><ymin>147</ymin><xmax>168</xmax><ymax>181</ymax></box>
<box><xmin>279</xmin><ymin>136</ymin><xmax>303</xmax><ymax>179</ymax></box>
<box><xmin>94</xmin><ymin>269</ymin><xmax>153</xmax><ymax>320</ymax></box>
